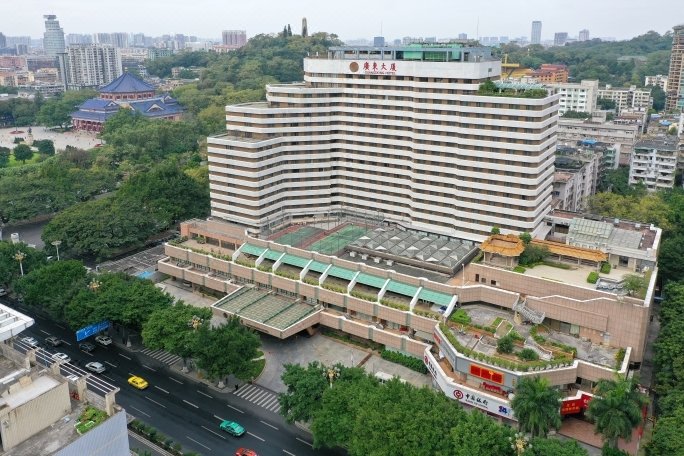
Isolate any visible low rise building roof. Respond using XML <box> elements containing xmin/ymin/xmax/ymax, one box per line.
<box><xmin>480</xmin><ymin>234</ymin><xmax>525</xmax><ymax>257</ymax></box>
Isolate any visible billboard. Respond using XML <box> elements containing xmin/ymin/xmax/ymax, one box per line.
<box><xmin>76</xmin><ymin>320</ymin><xmax>110</xmax><ymax>342</ymax></box>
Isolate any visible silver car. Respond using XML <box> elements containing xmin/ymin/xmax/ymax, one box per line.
<box><xmin>85</xmin><ymin>362</ymin><xmax>106</xmax><ymax>374</ymax></box>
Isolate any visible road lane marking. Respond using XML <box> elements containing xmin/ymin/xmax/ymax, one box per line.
<box><xmin>227</xmin><ymin>404</ymin><xmax>244</xmax><ymax>414</ymax></box>
<box><xmin>145</xmin><ymin>397</ymin><xmax>166</xmax><ymax>408</ymax></box>
<box><xmin>102</xmin><ymin>374</ymin><xmax>115</xmax><ymax>382</ymax></box>
<box><xmin>61</xmin><ymin>341</ymin><xmax>71</xmax><ymax>346</ymax></box>
<box><xmin>56</xmin><ymin>324</ymin><xmax>65</xmax><ymax>329</ymax></box>
<box><xmin>247</xmin><ymin>431</ymin><xmax>265</xmax><ymax>442</ymax></box>
<box><xmin>39</xmin><ymin>329</ymin><xmax>50</xmax><ymax>335</ymax></box>
<box><xmin>142</xmin><ymin>364</ymin><xmax>157</xmax><ymax>372</ymax></box>
<box><xmin>183</xmin><ymin>399</ymin><xmax>199</xmax><ymax>409</ymax></box>
<box><xmin>185</xmin><ymin>436</ymin><xmax>211</xmax><ymax>451</ymax></box>
<box><xmin>201</xmin><ymin>425</ymin><xmax>226</xmax><ymax>440</ymax></box>
<box><xmin>260</xmin><ymin>420</ymin><xmax>279</xmax><ymax>430</ymax></box>
<box><xmin>118</xmin><ymin>353</ymin><xmax>132</xmax><ymax>360</ymax></box>
<box><xmin>297</xmin><ymin>438</ymin><xmax>313</xmax><ymax>447</ymax></box>
<box><xmin>283</xmin><ymin>451</ymin><xmax>296</xmax><ymax>456</ymax></box>
<box><xmin>131</xmin><ymin>406</ymin><xmax>151</xmax><ymax>418</ymax></box>
<box><xmin>213</xmin><ymin>414</ymin><xmax>226</xmax><ymax>421</ymax></box>
<box><xmin>82</xmin><ymin>351</ymin><xmax>94</xmax><ymax>357</ymax></box>
<box><xmin>169</xmin><ymin>377</ymin><xmax>183</xmax><ymax>384</ymax></box>
<box><xmin>197</xmin><ymin>390</ymin><xmax>212</xmax><ymax>398</ymax></box>
<box><xmin>154</xmin><ymin>386</ymin><xmax>169</xmax><ymax>394</ymax></box>
<box><xmin>105</xmin><ymin>361</ymin><xmax>117</xmax><ymax>368</ymax></box>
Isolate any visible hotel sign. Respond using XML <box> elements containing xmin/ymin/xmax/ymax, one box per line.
<box><xmin>349</xmin><ymin>61</ymin><xmax>397</xmax><ymax>75</ymax></box>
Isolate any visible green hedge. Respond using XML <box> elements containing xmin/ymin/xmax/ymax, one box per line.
<box><xmin>380</xmin><ymin>349</ymin><xmax>428</xmax><ymax>374</ymax></box>
<box><xmin>513</xmin><ymin>265</ymin><xmax>526</xmax><ymax>273</ymax></box>
<box><xmin>587</xmin><ymin>271</ymin><xmax>599</xmax><ymax>284</ymax></box>
<box><xmin>450</xmin><ymin>309</ymin><xmax>471</xmax><ymax>325</ymax></box>
<box><xmin>518</xmin><ymin>348</ymin><xmax>540</xmax><ymax>361</ymax></box>
<box><xmin>350</xmin><ymin>290</ymin><xmax>378</xmax><ymax>302</ymax></box>
<box><xmin>601</xmin><ymin>262</ymin><xmax>612</xmax><ymax>274</ymax></box>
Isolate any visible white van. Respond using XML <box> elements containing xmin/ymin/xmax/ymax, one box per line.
<box><xmin>375</xmin><ymin>371</ymin><xmax>407</xmax><ymax>384</ymax></box>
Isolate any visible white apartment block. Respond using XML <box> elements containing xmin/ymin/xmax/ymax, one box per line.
<box><xmin>629</xmin><ymin>137</ymin><xmax>679</xmax><ymax>191</ymax></box>
<box><xmin>552</xmin><ymin>146</ymin><xmax>601</xmax><ymax>212</ymax></box>
<box><xmin>558</xmin><ymin>118</ymin><xmax>639</xmax><ymax>164</ymax></box>
<box><xmin>207</xmin><ymin>45</ymin><xmax>560</xmax><ymax>242</ymax></box>
<box><xmin>597</xmin><ymin>85</ymin><xmax>653</xmax><ymax>114</ymax></box>
<box><xmin>548</xmin><ymin>79</ymin><xmax>598</xmax><ymax>114</ymax></box>
<box><xmin>62</xmin><ymin>44</ymin><xmax>122</xmax><ymax>90</ymax></box>
<box><xmin>645</xmin><ymin>75</ymin><xmax>668</xmax><ymax>92</ymax></box>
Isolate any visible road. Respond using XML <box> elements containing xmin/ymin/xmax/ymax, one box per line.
<box><xmin>3</xmin><ymin>299</ymin><xmax>339</xmax><ymax>456</ymax></box>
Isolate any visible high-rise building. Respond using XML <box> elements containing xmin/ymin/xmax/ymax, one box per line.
<box><xmin>531</xmin><ymin>21</ymin><xmax>542</xmax><ymax>45</ymax></box>
<box><xmin>458</xmin><ymin>33</ymin><xmax>468</xmax><ymax>40</ymax></box>
<box><xmin>43</xmin><ymin>15</ymin><xmax>65</xmax><ymax>57</ymax></box>
<box><xmin>111</xmin><ymin>33</ymin><xmax>129</xmax><ymax>48</ymax></box>
<box><xmin>373</xmin><ymin>36</ymin><xmax>385</xmax><ymax>47</ymax></box>
<box><xmin>0</xmin><ymin>33</ymin><xmax>6</xmax><ymax>49</ymax></box>
<box><xmin>66</xmin><ymin>33</ymin><xmax>92</xmax><ymax>45</ymax></box>
<box><xmin>221</xmin><ymin>30</ymin><xmax>246</xmax><ymax>48</ymax></box>
<box><xmin>665</xmin><ymin>24</ymin><xmax>684</xmax><ymax>112</ymax></box>
<box><xmin>578</xmin><ymin>29</ymin><xmax>590</xmax><ymax>42</ymax></box>
<box><xmin>554</xmin><ymin>32</ymin><xmax>568</xmax><ymax>46</ymax></box>
<box><xmin>60</xmin><ymin>44</ymin><xmax>122</xmax><ymax>90</ymax></box>
<box><xmin>207</xmin><ymin>44</ymin><xmax>559</xmax><ymax>241</ymax></box>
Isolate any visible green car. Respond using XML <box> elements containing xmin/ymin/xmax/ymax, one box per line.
<box><xmin>219</xmin><ymin>420</ymin><xmax>245</xmax><ymax>437</ymax></box>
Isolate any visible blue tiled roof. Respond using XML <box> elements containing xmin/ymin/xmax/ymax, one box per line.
<box><xmin>79</xmin><ymin>98</ymin><xmax>119</xmax><ymax>111</ymax></box>
<box><xmin>71</xmin><ymin>109</ymin><xmax>119</xmax><ymax>122</ymax></box>
<box><xmin>129</xmin><ymin>98</ymin><xmax>184</xmax><ymax>117</ymax></box>
<box><xmin>99</xmin><ymin>72</ymin><xmax>155</xmax><ymax>94</ymax></box>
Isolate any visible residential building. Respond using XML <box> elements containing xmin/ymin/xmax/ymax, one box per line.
<box><xmin>147</xmin><ymin>48</ymin><xmax>173</xmax><ymax>60</ymax></box>
<box><xmin>548</xmin><ymin>79</ymin><xmax>598</xmax><ymax>114</ymax></box>
<box><xmin>66</xmin><ymin>33</ymin><xmax>92</xmax><ymax>45</ymax></box>
<box><xmin>207</xmin><ymin>44</ymin><xmax>559</xmax><ymax>242</ymax></box>
<box><xmin>71</xmin><ymin>72</ymin><xmax>183</xmax><ymax>132</ymax></box>
<box><xmin>43</xmin><ymin>15</ymin><xmax>65</xmax><ymax>57</ymax></box>
<box><xmin>558</xmin><ymin>117</ymin><xmax>639</xmax><ymax>164</ymax></box>
<box><xmin>598</xmin><ymin>85</ymin><xmax>653</xmax><ymax>114</ymax></box>
<box><xmin>666</xmin><ymin>24</ymin><xmax>684</xmax><ymax>112</ymax></box>
<box><xmin>578</xmin><ymin>29</ymin><xmax>590</xmax><ymax>42</ymax></box>
<box><xmin>0</xmin><ymin>32</ymin><xmax>6</xmax><ymax>49</ymax></box>
<box><xmin>629</xmin><ymin>136</ymin><xmax>679</xmax><ymax>191</ymax></box>
<box><xmin>554</xmin><ymin>32</ymin><xmax>568</xmax><ymax>46</ymax></box>
<box><xmin>60</xmin><ymin>44</ymin><xmax>122</xmax><ymax>90</ymax></box>
<box><xmin>528</xmin><ymin>64</ymin><xmax>569</xmax><ymax>83</ymax></box>
<box><xmin>645</xmin><ymin>74</ymin><xmax>668</xmax><ymax>92</ymax></box>
<box><xmin>0</xmin><ymin>55</ymin><xmax>26</xmax><ymax>70</ymax></box>
<box><xmin>531</xmin><ymin>21</ymin><xmax>542</xmax><ymax>45</ymax></box>
<box><xmin>373</xmin><ymin>36</ymin><xmax>386</xmax><ymax>47</ymax></box>
<box><xmin>222</xmin><ymin>30</ymin><xmax>247</xmax><ymax>49</ymax></box>
<box><xmin>458</xmin><ymin>33</ymin><xmax>468</xmax><ymax>40</ymax></box>
<box><xmin>552</xmin><ymin>145</ymin><xmax>601</xmax><ymax>211</ymax></box>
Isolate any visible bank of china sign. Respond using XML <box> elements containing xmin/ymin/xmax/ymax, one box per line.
<box><xmin>349</xmin><ymin>61</ymin><xmax>397</xmax><ymax>75</ymax></box>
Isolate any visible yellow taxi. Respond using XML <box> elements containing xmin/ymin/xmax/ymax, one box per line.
<box><xmin>128</xmin><ymin>375</ymin><xmax>149</xmax><ymax>390</ymax></box>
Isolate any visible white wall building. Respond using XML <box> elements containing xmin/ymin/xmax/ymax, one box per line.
<box><xmin>62</xmin><ymin>44</ymin><xmax>122</xmax><ymax>90</ymax></box>
<box><xmin>207</xmin><ymin>45</ymin><xmax>559</xmax><ymax>242</ymax></box>
<box><xmin>645</xmin><ymin>75</ymin><xmax>668</xmax><ymax>92</ymax></box>
<box><xmin>548</xmin><ymin>79</ymin><xmax>598</xmax><ymax>114</ymax></box>
<box><xmin>629</xmin><ymin>137</ymin><xmax>679</xmax><ymax>191</ymax></box>
<box><xmin>558</xmin><ymin>118</ymin><xmax>639</xmax><ymax>164</ymax></box>
<box><xmin>598</xmin><ymin>85</ymin><xmax>653</xmax><ymax>114</ymax></box>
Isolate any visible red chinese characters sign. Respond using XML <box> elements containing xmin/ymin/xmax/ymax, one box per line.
<box><xmin>470</xmin><ymin>364</ymin><xmax>504</xmax><ymax>385</ymax></box>
<box><xmin>560</xmin><ymin>393</ymin><xmax>593</xmax><ymax>416</ymax></box>
<box><xmin>361</xmin><ymin>61</ymin><xmax>397</xmax><ymax>75</ymax></box>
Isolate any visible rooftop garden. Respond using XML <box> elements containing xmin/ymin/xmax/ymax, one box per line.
<box><xmin>75</xmin><ymin>406</ymin><xmax>108</xmax><ymax>435</ymax></box>
<box><xmin>477</xmin><ymin>80</ymin><xmax>548</xmax><ymax>99</ymax></box>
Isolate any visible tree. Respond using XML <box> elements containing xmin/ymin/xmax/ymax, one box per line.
<box><xmin>497</xmin><ymin>334</ymin><xmax>515</xmax><ymax>354</ymax></box>
<box><xmin>528</xmin><ymin>437</ymin><xmax>589</xmax><ymax>456</ymax></box>
<box><xmin>194</xmin><ymin>317</ymin><xmax>261</xmax><ymax>383</ymax></box>
<box><xmin>449</xmin><ymin>410</ymin><xmax>515</xmax><ymax>456</ymax></box>
<box><xmin>647</xmin><ymin>408</ymin><xmax>684</xmax><ymax>456</ymax></box>
<box><xmin>13</xmin><ymin>143</ymin><xmax>33</xmax><ymax>164</ymax></box>
<box><xmin>518</xmin><ymin>244</ymin><xmax>550</xmax><ymax>266</ymax></box>
<box><xmin>586</xmin><ymin>377</ymin><xmax>647</xmax><ymax>449</ymax></box>
<box><xmin>650</xmin><ymin>85</ymin><xmax>666</xmax><ymax>111</ymax></box>
<box><xmin>34</xmin><ymin>139</ymin><xmax>55</xmax><ymax>156</ymax></box>
<box><xmin>622</xmin><ymin>273</ymin><xmax>648</xmax><ymax>297</ymax></box>
<box><xmin>141</xmin><ymin>303</ymin><xmax>212</xmax><ymax>368</ymax></box>
<box><xmin>491</xmin><ymin>226</ymin><xmax>501</xmax><ymax>235</ymax></box>
<box><xmin>0</xmin><ymin>146</ymin><xmax>9</xmax><ymax>168</ymax></box>
<box><xmin>511</xmin><ymin>376</ymin><xmax>562</xmax><ymax>437</ymax></box>
<box><xmin>519</xmin><ymin>232</ymin><xmax>532</xmax><ymax>245</ymax></box>
<box><xmin>0</xmin><ymin>241</ymin><xmax>46</xmax><ymax>288</ymax></box>
<box><xmin>14</xmin><ymin>260</ymin><xmax>87</xmax><ymax>320</ymax></box>
<box><xmin>279</xmin><ymin>361</ymin><xmax>332</xmax><ymax>423</ymax></box>
<box><xmin>597</xmin><ymin>98</ymin><xmax>617</xmax><ymax>110</ymax></box>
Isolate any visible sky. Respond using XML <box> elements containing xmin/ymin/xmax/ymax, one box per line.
<box><xmin>1</xmin><ymin>0</ymin><xmax>679</xmax><ymax>42</ymax></box>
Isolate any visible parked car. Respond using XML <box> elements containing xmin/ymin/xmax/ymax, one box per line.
<box><xmin>51</xmin><ymin>352</ymin><xmax>71</xmax><ymax>363</ymax></box>
<box><xmin>235</xmin><ymin>449</ymin><xmax>258</xmax><ymax>456</ymax></box>
<box><xmin>85</xmin><ymin>362</ymin><xmax>106</xmax><ymax>374</ymax></box>
<box><xmin>0</xmin><ymin>288</ymin><xmax>7</xmax><ymax>297</ymax></box>
<box><xmin>79</xmin><ymin>342</ymin><xmax>95</xmax><ymax>353</ymax></box>
<box><xmin>128</xmin><ymin>375</ymin><xmax>149</xmax><ymax>390</ymax></box>
<box><xmin>220</xmin><ymin>420</ymin><xmax>245</xmax><ymax>437</ymax></box>
<box><xmin>95</xmin><ymin>335</ymin><xmax>112</xmax><ymax>346</ymax></box>
<box><xmin>21</xmin><ymin>336</ymin><xmax>39</xmax><ymax>348</ymax></box>
<box><xmin>45</xmin><ymin>336</ymin><xmax>62</xmax><ymax>347</ymax></box>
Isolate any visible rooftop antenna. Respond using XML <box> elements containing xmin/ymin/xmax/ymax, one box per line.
<box><xmin>476</xmin><ymin>17</ymin><xmax>480</xmax><ymax>41</ymax></box>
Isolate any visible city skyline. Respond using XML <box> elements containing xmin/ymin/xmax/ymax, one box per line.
<box><xmin>1</xmin><ymin>0</ymin><xmax>679</xmax><ymax>43</ymax></box>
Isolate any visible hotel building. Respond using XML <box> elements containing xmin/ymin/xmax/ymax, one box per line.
<box><xmin>207</xmin><ymin>44</ymin><xmax>559</xmax><ymax>243</ymax></box>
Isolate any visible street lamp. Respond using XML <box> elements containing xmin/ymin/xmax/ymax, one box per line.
<box><xmin>14</xmin><ymin>251</ymin><xmax>25</xmax><ymax>276</ymax></box>
<box><xmin>51</xmin><ymin>240</ymin><xmax>62</xmax><ymax>261</ymax></box>
<box><xmin>509</xmin><ymin>432</ymin><xmax>531</xmax><ymax>455</ymax></box>
<box><xmin>88</xmin><ymin>279</ymin><xmax>101</xmax><ymax>292</ymax></box>
<box><xmin>323</xmin><ymin>365</ymin><xmax>341</xmax><ymax>388</ymax></box>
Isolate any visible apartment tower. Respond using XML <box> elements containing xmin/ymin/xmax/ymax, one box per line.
<box><xmin>207</xmin><ymin>44</ymin><xmax>558</xmax><ymax>242</ymax></box>
<box><xmin>43</xmin><ymin>14</ymin><xmax>65</xmax><ymax>57</ymax></box>
<box><xmin>665</xmin><ymin>24</ymin><xmax>684</xmax><ymax>112</ymax></box>
<box><xmin>531</xmin><ymin>21</ymin><xmax>542</xmax><ymax>45</ymax></box>
<box><xmin>221</xmin><ymin>30</ymin><xmax>247</xmax><ymax>48</ymax></box>
<box><xmin>61</xmin><ymin>44</ymin><xmax>122</xmax><ymax>90</ymax></box>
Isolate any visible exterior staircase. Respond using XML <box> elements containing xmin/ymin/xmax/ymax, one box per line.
<box><xmin>513</xmin><ymin>297</ymin><xmax>545</xmax><ymax>324</ymax></box>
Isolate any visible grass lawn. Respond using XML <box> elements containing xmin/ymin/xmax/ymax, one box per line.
<box><xmin>7</xmin><ymin>153</ymin><xmax>42</xmax><ymax>168</ymax></box>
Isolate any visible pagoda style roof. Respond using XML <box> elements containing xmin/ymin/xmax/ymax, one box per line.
<box><xmin>480</xmin><ymin>234</ymin><xmax>525</xmax><ymax>257</ymax></box>
<box><xmin>531</xmin><ymin>239</ymin><xmax>607</xmax><ymax>263</ymax></box>
<box><xmin>99</xmin><ymin>72</ymin><xmax>155</xmax><ymax>94</ymax></box>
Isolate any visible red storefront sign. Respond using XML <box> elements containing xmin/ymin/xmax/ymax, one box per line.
<box><xmin>470</xmin><ymin>364</ymin><xmax>504</xmax><ymax>384</ymax></box>
<box><xmin>560</xmin><ymin>393</ymin><xmax>593</xmax><ymax>416</ymax></box>
<box><xmin>482</xmin><ymin>382</ymin><xmax>503</xmax><ymax>394</ymax></box>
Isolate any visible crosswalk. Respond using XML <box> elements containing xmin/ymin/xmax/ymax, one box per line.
<box><xmin>234</xmin><ymin>384</ymin><xmax>281</xmax><ymax>413</ymax></box>
<box><xmin>139</xmin><ymin>348</ymin><xmax>182</xmax><ymax>365</ymax></box>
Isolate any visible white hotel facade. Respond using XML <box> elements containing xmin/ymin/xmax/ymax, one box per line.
<box><xmin>208</xmin><ymin>45</ymin><xmax>560</xmax><ymax>242</ymax></box>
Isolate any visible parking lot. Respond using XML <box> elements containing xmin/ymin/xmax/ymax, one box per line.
<box><xmin>97</xmin><ymin>245</ymin><xmax>167</xmax><ymax>277</ymax></box>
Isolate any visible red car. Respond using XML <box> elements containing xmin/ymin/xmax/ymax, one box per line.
<box><xmin>235</xmin><ymin>449</ymin><xmax>258</xmax><ymax>456</ymax></box>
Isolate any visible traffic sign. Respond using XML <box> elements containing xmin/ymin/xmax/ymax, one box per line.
<box><xmin>75</xmin><ymin>320</ymin><xmax>110</xmax><ymax>342</ymax></box>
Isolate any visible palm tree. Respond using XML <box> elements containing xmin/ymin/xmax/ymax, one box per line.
<box><xmin>511</xmin><ymin>376</ymin><xmax>562</xmax><ymax>437</ymax></box>
<box><xmin>586</xmin><ymin>376</ymin><xmax>647</xmax><ymax>449</ymax></box>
